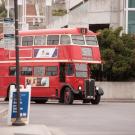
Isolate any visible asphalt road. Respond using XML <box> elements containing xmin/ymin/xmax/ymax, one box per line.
<box><xmin>0</xmin><ymin>101</ymin><xmax>135</xmax><ymax>135</ymax></box>
<box><xmin>29</xmin><ymin>101</ymin><xmax>135</xmax><ymax>135</ymax></box>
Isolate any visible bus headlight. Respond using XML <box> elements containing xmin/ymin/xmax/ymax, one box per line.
<box><xmin>96</xmin><ymin>86</ymin><xmax>99</xmax><ymax>90</ymax></box>
<box><xmin>78</xmin><ymin>86</ymin><xmax>82</xmax><ymax>90</ymax></box>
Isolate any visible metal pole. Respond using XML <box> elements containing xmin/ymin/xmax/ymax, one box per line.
<box><xmin>12</xmin><ymin>0</ymin><xmax>25</xmax><ymax>126</ymax></box>
<box><xmin>7</xmin><ymin>0</ymin><xmax>9</xmax><ymax>18</ymax></box>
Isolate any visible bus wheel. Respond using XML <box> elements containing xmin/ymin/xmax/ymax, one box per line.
<box><xmin>91</xmin><ymin>95</ymin><xmax>101</xmax><ymax>105</ymax></box>
<box><xmin>34</xmin><ymin>99</ymin><xmax>48</xmax><ymax>104</ymax></box>
<box><xmin>64</xmin><ymin>87</ymin><xmax>74</xmax><ymax>104</ymax></box>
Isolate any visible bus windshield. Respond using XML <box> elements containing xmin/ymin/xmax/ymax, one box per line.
<box><xmin>75</xmin><ymin>63</ymin><xmax>88</xmax><ymax>78</ymax></box>
<box><xmin>71</xmin><ymin>35</ymin><xmax>85</xmax><ymax>45</ymax></box>
<box><xmin>85</xmin><ymin>36</ymin><xmax>98</xmax><ymax>45</ymax></box>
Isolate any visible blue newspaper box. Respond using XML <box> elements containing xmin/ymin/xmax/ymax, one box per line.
<box><xmin>8</xmin><ymin>85</ymin><xmax>31</xmax><ymax>125</ymax></box>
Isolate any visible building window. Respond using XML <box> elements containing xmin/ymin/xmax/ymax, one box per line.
<box><xmin>128</xmin><ymin>11</ymin><xmax>135</xmax><ymax>33</ymax></box>
<box><xmin>89</xmin><ymin>24</ymin><xmax>110</xmax><ymax>32</ymax></box>
<box><xmin>128</xmin><ymin>0</ymin><xmax>135</xmax><ymax>8</ymax></box>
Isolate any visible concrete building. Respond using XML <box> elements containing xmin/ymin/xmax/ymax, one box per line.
<box><xmin>4</xmin><ymin>0</ymin><xmax>46</xmax><ymax>30</ymax></box>
<box><xmin>47</xmin><ymin>0</ymin><xmax>135</xmax><ymax>34</ymax></box>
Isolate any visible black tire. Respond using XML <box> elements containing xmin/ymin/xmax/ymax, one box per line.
<box><xmin>34</xmin><ymin>99</ymin><xmax>48</xmax><ymax>104</ymax></box>
<box><xmin>91</xmin><ymin>95</ymin><xmax>101</xmax><ymax>105</ymax></box>
<box><xmin>64</xmin><ymin>87</ymin><xmax>74</xmax><ymax>104</ymax></box>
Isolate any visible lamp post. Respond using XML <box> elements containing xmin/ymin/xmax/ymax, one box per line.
<box><xmin>12</xmin><ymin>0</ymin><xmax>25</xmax><ymax>126</ymax></box>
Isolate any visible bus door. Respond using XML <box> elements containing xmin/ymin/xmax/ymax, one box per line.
<box><xmin>59</xmin><ymin>63</ymin><xmax>66</xmax><ymax>82</ymax></box>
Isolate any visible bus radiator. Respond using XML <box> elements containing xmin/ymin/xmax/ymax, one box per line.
<box><xmin>85</xmin><ymin>79</ymin><xmax>95</xmax><ymax>98</ymax></box>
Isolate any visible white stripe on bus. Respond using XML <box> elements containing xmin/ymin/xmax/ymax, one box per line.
<box><xmin>0</xmin><ymin>60</ymin><xmax>101</xmax><ymax>64</ymax></box>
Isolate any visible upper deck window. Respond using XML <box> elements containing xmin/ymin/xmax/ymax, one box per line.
<box><xmin>71</xmin><ymin>35</ymin><xmax>85</xmax><ymax>45</ymax></box>
<box><xmin>47</xmin><ymin>35</ymin><xmax>59</xmax><ymax>45</ymax></box>
<box><xmin>85</xmin><ymin>36</ymin><xmax>98</xmax><ymax>45</ymax></box>
<box><xmin>34</xmin><ymin>36</ymin><xmax>46</xmax><ymax>45</ymax></box>
<box><xmin>60</xmin><ymin>35</ymin><xmax>71</xmax><ymax>44</ymax></box>
<box><xmin>22</xmin><ymin>36</ymin><xmax>33</xmax><ymax>46</ymax></box>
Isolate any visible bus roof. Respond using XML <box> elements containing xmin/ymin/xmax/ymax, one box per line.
<box><xmin>19</xmin><ymin>28</ymin><xmax>96</xmax><ymax>36</ymax></box>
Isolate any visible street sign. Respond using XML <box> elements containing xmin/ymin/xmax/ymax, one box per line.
<box><xmin>8</xmin><ymin>85</ymin><xmax>31</xmax><ymax>125</ymax></box>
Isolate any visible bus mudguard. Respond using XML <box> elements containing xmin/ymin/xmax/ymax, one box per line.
<box><xmin>95</xmin><ymin>86</ymin><xmax>104</xmax><ymax>96</ymax></box>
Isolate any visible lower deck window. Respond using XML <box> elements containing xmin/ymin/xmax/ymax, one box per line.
<box><xmin>9</xmin><ymin>67</ymin><xmax>16</xmax><ymax>76</ymax></box>
<box><xmin>66</xmin><ymin>64</ymin><xmax>74</xmax><ymax>76</ymax></box>
<box><xmin>21</xmin><ymin>67</ymin><xmax>32</xmax><ymax>76</ymax></box>
<box><xmin>34</xmin><ymin>67</ymin><xmax>45</xmax><ymax>76</ymax></box>
<box><xmin>46</xmin><ymin>66</ymin><xmax>58</xmax><ymax>76</ymax></box>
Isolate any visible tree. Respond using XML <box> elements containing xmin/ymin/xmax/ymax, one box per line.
<box><xmin>0</xmin><ymin>0</ymin><xmax>7</xmax><ymax>18</ymax></box>
<box><xmin>96</xmin><ymin>27</ymin><xmax>135</xmax><ymax>81</ymax></box>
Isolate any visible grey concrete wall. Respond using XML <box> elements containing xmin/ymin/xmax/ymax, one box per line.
<box><xmin>96</xmin><ymin>82</ymin><xmax>135</xmax><ymax>100</ymax></box>
<box><xmin>47</xmin><ymin>0</ymin><xmax>125</xmax><ymax>31</ymax></box>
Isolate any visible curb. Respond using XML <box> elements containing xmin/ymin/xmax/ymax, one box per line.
<box><xmin>0</xmin><ymin>124</ymin><xmax>52</xmax><ymax>135</ymax></box>
<box><xmin>101</xmin><ymin>99</ymin><xmax>135</xmax><ymax>103</ymax></box>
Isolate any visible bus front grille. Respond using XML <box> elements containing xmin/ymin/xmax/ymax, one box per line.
<box><xmin>85</xmin><ymin>79</ymin><xmax>95</xmax><ymax>98</ymax></box>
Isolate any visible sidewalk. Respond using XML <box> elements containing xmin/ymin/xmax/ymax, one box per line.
<box><xmin>0</xmin><ymin>106</ymin><xmax>65</xmax><ymax>135</ymax></box>
<box><xmin>0</xmin><ymin>124</ymin><xmax>52</xmax><ymax>135</ymax></box>
<box><xmin>0</xmin><ymin>107</ymin><xmax>8</xmax><ymax>120</ymax></box>
<box><xmin>0</xmin><ymin>108</ymin><xmax>52</xmax><ymax>135</ymax></box>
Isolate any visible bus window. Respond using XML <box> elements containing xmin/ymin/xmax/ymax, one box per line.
<box><xmin>85</xmin><ymin>36</ymin><xmax>98</xmax><ymax>45</ymax></box>
<box><xmin>46</xmin><ymin>66</ymin><xmax>58</xmax><ymax>76</ymax></box>
<box><xmin>71</xmin><ymin>35</ymin><xmax>85</xmax><ymax>45</ymax></box>
<box><xmin>9</xmin><ymin>67</ymin><xmax>16</xmax><ymax>76</ymax></box>
<box><xmin>60</xmin><ymin>35</ymin><xmax>71</xmax><ymax>44</ymax></box>
<box><xmin>34</xmin><ymin>66</ymin><xmax>45</xmax><ymax>76</ymax></box>
<box><xmin>75</xmin><ymin>64</ymin><xmax>88</xmax><ymax>78</ymax></box>
<box><xmin>34</xmin><ymin>36</ymin><xmax>46</xmax><ymax>45</ymax></box>
<box><xmin>47</xmin><ymin>35</ymin><xmax>59</xmax><ymax>45</ymax></box>
<box><xmin>66</xmin><ymin>64</ymin><xmax>74</xmax><ymax>76</ymax></box>
<box><xmin>22</xmin><ymin>36</ymin><xmax>33</xmax><ymax>46</ymax></box>
<box><xmin>21</xmin><ymin>67</ymin><xmax>32</xmax><ymax>76</ymax></box>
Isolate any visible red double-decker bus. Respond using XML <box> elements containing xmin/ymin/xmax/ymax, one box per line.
<box><xmin>0</xmin><ymin>28</ymin><xmax>103</xmax><ymax>104</ymax></box>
